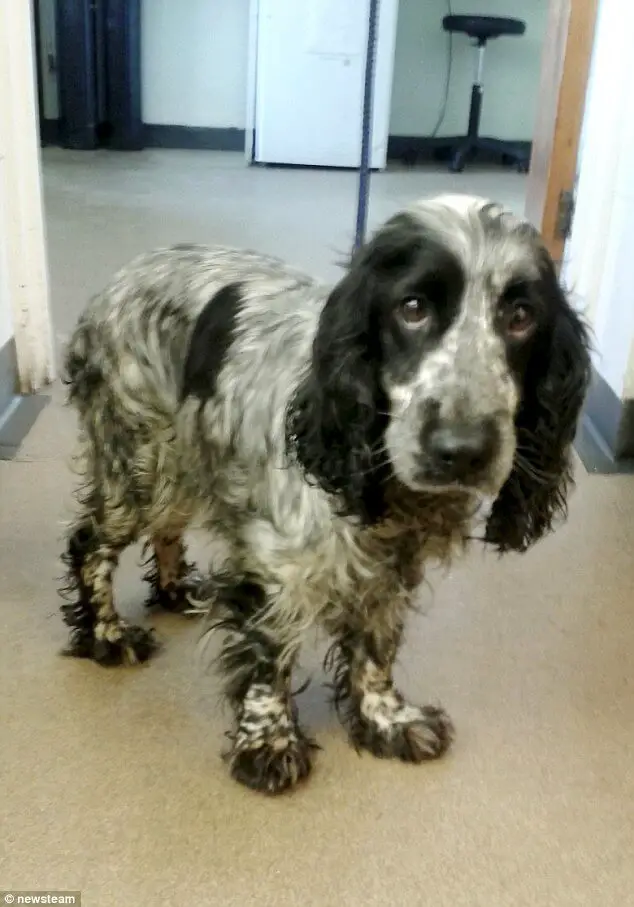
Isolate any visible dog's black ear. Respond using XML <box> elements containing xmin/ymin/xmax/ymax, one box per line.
<box><xmin>485</xmin><ymin>251</ymin><xmax>592</xmax><ymax>552</ymax></box>
<box><xmin>287</xmin><ymin>215</ymin><xmax>422</xmax><ymax>523</ymax></box>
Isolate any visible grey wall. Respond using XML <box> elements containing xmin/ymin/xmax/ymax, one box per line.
<box><xmin>142</xmin><ymin>0</ymin><xmax>251</xmax><ymax>129</ymax></box>
<box><xmin>37</xmin><ymin>0</ymin><xmax>548</xmax><ymax>139</ymax></box>
<box><xmin>390</xmin><ymin>0</ymin><xmax>549</xmax><ymax>140</ymax></box>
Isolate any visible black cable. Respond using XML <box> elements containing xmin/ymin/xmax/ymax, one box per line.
<box><xmin>430</xmin><ymin>0</ymin><xmax>453</xmax><ymax>138</ymax></box>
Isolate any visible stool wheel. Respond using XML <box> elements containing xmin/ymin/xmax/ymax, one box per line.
<box><xmin>401</xmin><ymin>149</ymin><xmax>418</xmax><ymax>167</ymax></box>
<box><xmin>449</xmin><ymin>146</ymin><xmax>469</xmax><ymax>173</ymax></box>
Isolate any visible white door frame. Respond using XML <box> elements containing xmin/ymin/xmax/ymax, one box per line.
<box><xmin>0</xmin><ymin>0</ymin><xmax>55</xmax><ymax>394</ymax></box>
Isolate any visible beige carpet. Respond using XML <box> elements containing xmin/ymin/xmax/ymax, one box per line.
<box><xmin>1</xmin><ymin>151</ymin><xmax>632</xmax><ymax>905</ymax></box>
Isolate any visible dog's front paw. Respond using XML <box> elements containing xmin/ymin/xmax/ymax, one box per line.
<box><xmin>350</xmin><ymin>702</ymin><xmax>454</xmax><ymax>763</ymax></box>
<box><xmin>228</xmin><ymin>733</ymin><xmax>315</xmax><ymax>795</ymax></box>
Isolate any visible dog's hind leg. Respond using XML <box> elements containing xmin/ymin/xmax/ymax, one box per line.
<box><xmin>61</xmin><ymin>502</ymin><xmax>158</xmax><ymax>667</ymax></box>
<box><xmin>143</xmin><ymin>533</ymin><xmax>202</xmax><ymax>615</ymax></box>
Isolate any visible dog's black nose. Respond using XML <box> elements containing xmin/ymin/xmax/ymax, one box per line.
<box><xmin>428</xmin><ymin>421</ymin><xmax>497</xmax><ymax>480</ymax></box>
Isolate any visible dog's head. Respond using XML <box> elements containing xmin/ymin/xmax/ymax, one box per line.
<box><xmin>288</xmin><ymin>194</ymin><xmax>591</xmax><ymax>551</ymax></box>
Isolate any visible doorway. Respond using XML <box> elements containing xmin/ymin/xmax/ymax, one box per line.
<box><xmin>524</xmin><ymin>0</ymin><xmax>599</xmax><ymax>266</ymax></box>
<box><xmin>32</xmin><ymin>0</ymin><xmax>144</xmax><ymax>151</ymax></box>
<box><xmin>0</xmin><ymin>0</ymin><xmax>54</xmax><ymax>457</ymax></box>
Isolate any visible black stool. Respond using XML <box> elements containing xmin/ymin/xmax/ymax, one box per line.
<box><xmin>439</xmin><ymin>15</ymin><xmax>529</xmax><ymax>173</ymax></box>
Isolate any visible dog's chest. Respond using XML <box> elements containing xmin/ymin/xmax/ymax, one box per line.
<box><xmin>356</xmin><ymin>491</ymin><xmax>472</xmax><ymax>589</ymax></box>
<box><xmin>288</xmin><ymin>489</ymin><xmax>474</xmax><ymax>621</ymax></box>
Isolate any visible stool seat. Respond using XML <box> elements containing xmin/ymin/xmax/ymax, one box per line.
<box><xmin>443</xmin><ymin>15</ymin><xmax>525</xmax><ymax>42</ymax></box>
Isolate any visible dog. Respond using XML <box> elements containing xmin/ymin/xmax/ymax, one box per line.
<box><xmin>60</xmin><ymin>194</ymin><xmax>591</xmax><ymax>794</ymax></box>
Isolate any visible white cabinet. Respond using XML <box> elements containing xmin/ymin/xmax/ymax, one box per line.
<box><xmin>249</xmin><ymin>0</ymin><xmax>399</xmax><ymax>169</ymax></box>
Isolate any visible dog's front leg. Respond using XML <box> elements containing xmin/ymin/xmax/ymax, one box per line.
<box><xmin>327</xmin><ymin>608</ymin><xmax>454</xmax><ymax>763</ymax></box>
<box><xmin>214</xmin><ymin>578</ymin><xmax>316</xmax><ymax>795</ymax></box>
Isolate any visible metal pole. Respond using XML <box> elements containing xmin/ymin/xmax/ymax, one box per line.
<box><xmin>353</xmin><ymin>0</ymin><xmax>380</xmax><ymax>252</ymax></box>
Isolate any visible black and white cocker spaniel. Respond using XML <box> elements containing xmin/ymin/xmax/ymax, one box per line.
<box><xmin>61</xmin><ymin>194</ymin><xmax>591</xmax><ymax>794</ymax></box>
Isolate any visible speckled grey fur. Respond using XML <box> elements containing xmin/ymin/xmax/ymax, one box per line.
<box><xmin>59</xmin><ymin>194</ymin><xmax>590</xmax><ymax>794</ymax></box>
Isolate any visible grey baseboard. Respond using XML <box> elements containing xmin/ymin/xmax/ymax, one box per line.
<box><xmin>0</xmin><ymin>395</ymin><xmax>50</xmax><ymax>459</ymax></box>
<box><xmin>41</xmin><ymin>123</ymin><xmax>532</xmax><ymax>163</ymax></box>
<box><xmin>0</xmin><ymin>336</ymin><xmax>17</xmax><ymax>417</ymax></box>
<box><xmin>386</xmin><ymin>134</ymin><xmax>532</xmax><ymax>164</ymax></box>
<box><xmin>0</xmin><ymin>339</ymin><xmax>49</xmax><ymax>459</ymax></box>
<box><xmin>575</xmin><ymin>369</ymin><xmax>634</xmax><ymax>474</ymax></box>
<box><xmin>144</xmin><ymin>125</ymin><xmax>246</xmax><ymax>151</ymax></box>
<box><xmin>40</xmin><ymin>120</ymin><xmax>246</xmax><ymax>152</ymax></box>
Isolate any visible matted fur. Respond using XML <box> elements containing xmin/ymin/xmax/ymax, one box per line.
<box><xmin>59</xmin><ymin>195</ymin><xmax>591</xmax><ymax>794</ymax></box>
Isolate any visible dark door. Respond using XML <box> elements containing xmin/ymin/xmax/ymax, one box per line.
<box><xmin>104</xmin><ymin>0</ymin><xmax>144</xmax><ymax>150</ymax></box>
<box><xmin>56</xmin><ymin>0</ymin><xmax>98</xmax><ymax>149</ymax></box>
<box><xmin>54</xmin><ymin>0</ymin><xmax>143</xmax><ymax>151</ymax></box>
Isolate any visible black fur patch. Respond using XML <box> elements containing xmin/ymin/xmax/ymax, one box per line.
<box><xmin>181</xmin><ymin>282</ymin><xmax>244</xmax><ymax>401</ymax></box>
<box><xmin>346</xmin><ymin>705</ymin><xmax>454</xmax><ymax>762</ymax></box>
<box><xmin>141</xmin><ymin>540</ymin><xmax>199</xmax><ymax>616</ymax></box>
<box><xmin>60</xmin><ymin>523</ymin><xmax>158</xmax><ymax>666</ymax></box>
<box><xmin>60</xmin><ymin>524</ymin><xmax>100</xmax><ymax>657</ymax></box>
<box><xmin>63</xmin><ymin>324</ymin><xmax>104</xmax><ymax>409</ymax></box>
<box><xmin>229</xmin><ymin>733</ymin><xmax>316</xmax><ymax>795</ymax></box>
<box><xmin>207</xmin><ymin>575</ymin><xmax>283</xmax><ymax>705</ymax></box>
<box><xmin>324</xmin><ymin>632</ymin><xmax>453</xmax><ymax>762</ymax></box>
<box><xmin>484</xmin><ymin>253</ymin><xmax>592</xmax><ymax>553</ymax></box>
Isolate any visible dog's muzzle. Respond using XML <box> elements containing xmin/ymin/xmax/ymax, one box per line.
<box><xmin>419</xmin><ymin>417</ymin><xmax>500</xmax><ymax>486</ymax></box>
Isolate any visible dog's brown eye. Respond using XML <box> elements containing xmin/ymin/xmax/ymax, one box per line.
<box><xmin>400</xmin><ymin>297</ymin><xmax>430</xmax><ymax>327</ymax></box>
<box><xmin>506</xmin><ymin>302</ymin><xmax>535</xmax><ymax>339</ymax></box>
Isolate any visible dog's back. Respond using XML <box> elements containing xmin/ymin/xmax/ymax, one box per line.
<box><xmin>65</xmin><ymin>244</ymin><xmax>312</xmax><ymax>412</ymax></box>
<box><xmin>64</xmin><ymin>243</ymin><xmax>322</xmax><ymax>534</ymax></box>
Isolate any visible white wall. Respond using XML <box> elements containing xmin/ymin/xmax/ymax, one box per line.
<box><xmin>596</xmin><ymin>187</ymin><xmax>634</xmax><ymax>398</ymax></box>
<box><xmin>625</xmin><ymin>340</ymin><xmax>634</xmax><ymax>398</ymax></box>
<box><xmin>141</xmin><ymin>0</ymin><xmax>251</xmax><ymax>128</ymax></box>
<box><xmin>563</xmin><ymin>0</ymin><xmax>634</xmax><ymax>401</ymax></box>
<box><xmin>0</xmin><ymin>0</ymin><xmax>54</xmax><ymax>391</ymax></box>
<box><xmin>39</xmin><ymin>0</ymin><xmax>546</xmax><ymax>139</ymax></box>
<box><xmin>560</xmin><ymin>0</ymin><xmax>620</xmax><ymax>329</ymax></box>
<box><xmin>389</xmin><ymin>0</ymin><xmax>549</xmax><ymax>139</ymax></box>
<box><xmin>0</xmin><ymin>163</ymin><xmax>14</xmax><ymax>348</ymax></box>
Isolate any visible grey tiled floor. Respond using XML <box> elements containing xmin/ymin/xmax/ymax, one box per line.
<box><xmin>43</xmin><ymin>149</ymin><xmax>527</xmax><ymax>342</ymax></box>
